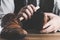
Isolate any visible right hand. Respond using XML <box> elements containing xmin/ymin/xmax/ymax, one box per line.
<box><xmin>18</xmin><ymin>4</ymin><xmax>37</xmax><ymax>21</ymax></box>
<box><xmin>40</xmin><ymin>13</ymin><xmax>60</xmax><ymax>33</ymax></box>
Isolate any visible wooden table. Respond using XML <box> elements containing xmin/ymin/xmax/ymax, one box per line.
<box><xmin>1</xmin><ymin>32</ymin><xmax>60</xmax><ymax>40</ymax></box>
<box><xmin>25</xmin><ymin>32</ymin><xmax>60</xmax><ymax>40</ymax></box>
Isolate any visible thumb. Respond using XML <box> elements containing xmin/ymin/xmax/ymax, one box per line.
<box><xmin>44</xmin><ymin>13</ymin><xmax>56</xmax><ymax>19</ymax></box>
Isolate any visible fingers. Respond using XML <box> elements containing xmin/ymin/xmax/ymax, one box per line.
<box><xmin>22</xmin><ymin>13</ymin><xmax>28</xmax><ymax>20</ymax></box>
<box><xmin>41</xmin><ymin>25</ymin><xmax>58</xmax><ymax>33</ymax></box>
<box><xmin>30</xmin><ymin>4</ymin><xmax>36</xmax><ymax>12</ymax></box>
<box><xmin>42</xmin><ymin>19</ymin><xmax>54</xmax><ymax>33</ymax></box>
<box><xmin>27</xmin><ymin>5</ymin><xmax>34</xmax><ymax>15</ymax></box>
<box><xmin>25</xmin><ymin>9</ymin><xmax>32</xmax><ymax>19</ymax></box>
<box><xmin>41</xmin><ymin>20</ymin><xmax>59</xmax><ymax>33</ymax></box>
<box><xmin>41</xmin><ymin>14</ymin><xmax>60</xmax><ymax>33</ymax></box>
<box><xmin>43</xmin><ymin>20</ymin><xmax>51</xmax><ymax>29</ymax></box>
<box><xmin>41</xmin><ymin>25</ymin><xmax>54</xmax><ymax>33</ymax></box>
<box><xmin>19</xmin><ymin>4</ymin><xmax>37</xmax><ymax>20</ymax></box>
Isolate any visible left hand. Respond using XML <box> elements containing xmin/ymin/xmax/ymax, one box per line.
<box><xmin>40</xmin><ymin>13</ymin><xmax>60</xmax><ymax>33</ymax></box>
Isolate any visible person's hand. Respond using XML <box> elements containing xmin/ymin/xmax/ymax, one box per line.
<box><xmin>18</xmin><ymin>4</ymin><xmax>36</xmax><ymax>21</ymax></box>
<box><xmin>18</xmin><ymin>4</ymin><xmax>40</xmax><ymax>21</ymax></box>
<box><xmin>40</xmin><ymin>13</ymin><xmax>60</xmax><ymax>33</ymax></box>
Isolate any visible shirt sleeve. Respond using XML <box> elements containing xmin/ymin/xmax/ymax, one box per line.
<box><xmin>0</xmin><ymin>0</ymin><xmax>15</xmax><ymax>33</ymax></box>
<box><xmin>0</xmin><ymin>0</ymin><xmax>15</xmax><ymax>18</ymax></box>
<box><xmin>53</xmin><ymin>0</ymin><xmax>60</xmax><ymax>15</ymax></box>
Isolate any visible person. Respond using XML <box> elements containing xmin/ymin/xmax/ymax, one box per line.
<box><xmin>0</xmin><ymin>0</ymin><xmax>37</xmax><ymax>32</ymax></box>
<box><xmin>13</xmin><ymin>0</ymin><xmax>54</xmax><ymax>33</ymax></box>
<box><xmin>0</xmin><ymin>0</ymin><xmax>15</xmax><ymax>33</ymax></box>
<box><xmin>14</xmin><ymin>0</ymin><xmax>60</xmax><ymax>33</ymax></box>
<box><xmin>40</xmin><ymin>0</ymin><xmax>60</xmax><ymax>33</ymax></box>
<box><xmin>1</xmin><ymin>0</ymin><xmax>60</xmax><ymax>39</ymax></box>
<box><xmin>0</xmin><ymin>0</ymin><xmax>38</xmax><ymax>40</ymax></box>
<box><xmin>0</xmin><ymin>0</ymin><xmax>60</xmax><ymax>39</ymax></box>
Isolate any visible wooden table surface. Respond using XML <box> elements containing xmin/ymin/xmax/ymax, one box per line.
<box><xmin>1</xmin><ymin>32</ymin><xmax>60</xmax><ymax>40</ymax></box>
<box><xmin>25</xmin><ymin>32</ymin><xmax>60</xmax><ymax>40</ymax></box>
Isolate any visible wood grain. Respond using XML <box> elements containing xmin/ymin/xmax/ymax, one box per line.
<box><xmin>1</xmin><ymin>32</ymin><xmax>60</xmax><ymax>40</ymax></box>
<box><xmin>25</xmin><ymin>32</ymin><xmax>60</xmax><ymax>40</ymax></box>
